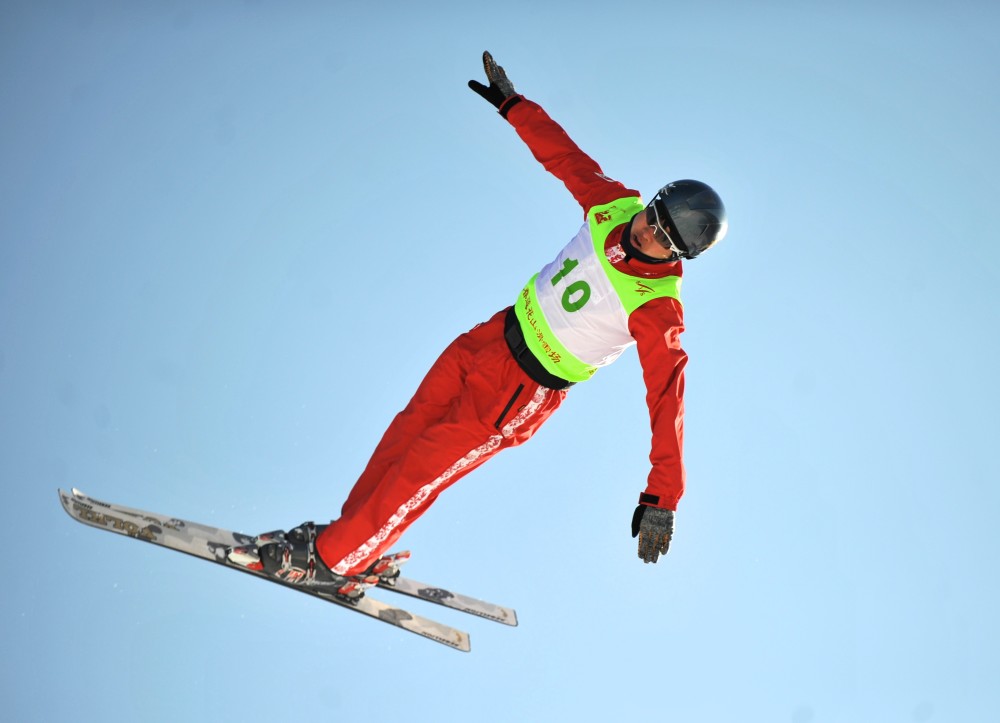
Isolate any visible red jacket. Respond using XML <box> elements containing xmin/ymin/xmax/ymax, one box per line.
<box><xmin>505</xmin><ymin>97</ymin><xmax>687</xmax><ymax>511</ymax></box>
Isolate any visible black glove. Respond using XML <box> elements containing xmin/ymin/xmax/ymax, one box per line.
<box><xmin>468</xmin><ymin>50</ymin><xmax>520</xmax><ymax>113</ymax></box>
<box><xmin>631</xmin><ymin>505</ymin><xmax>674</xmax><ymax>564</ymax></box>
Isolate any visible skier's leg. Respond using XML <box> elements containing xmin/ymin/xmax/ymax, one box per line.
<box><xmin>321</xmin><ymin>382</ymin><xmax>561</xmax><ymax>576</ymax></box>
<box><xmin>317</xmin><ymin>310</ymin><xmax>564</xmax><ymax>575</ymax></box>
<box><xmin>334</xmin><ymin>320</ymin><xmax>478</xmax><ymax>521</ymax></box>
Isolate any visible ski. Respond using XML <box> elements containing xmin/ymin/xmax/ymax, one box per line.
<box><xmin>58</xmin><ymin>488</ymin><xmax>471</xmax><ymax>652</ymax></box>
<box><xmin>377</xmin><ymin>577</ymin><xmax>517</xmax><ymax>626</ymax></box>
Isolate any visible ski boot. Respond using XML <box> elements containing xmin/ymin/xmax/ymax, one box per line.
<box><xmin>226</xmin><ymin>522</ymin><xmax>378</xmax><ymax>604</ymax></box>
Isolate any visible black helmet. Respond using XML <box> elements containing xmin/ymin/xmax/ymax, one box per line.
<box><xmin>646</xmin><ymin>180</ymin><xmax>728</xmax><ymax>260</ymax></box>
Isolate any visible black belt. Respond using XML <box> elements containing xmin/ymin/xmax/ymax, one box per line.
<box><xmin>503</xmin><ymin>306</ymin><xmax>575</xmax><ymax>391</ymax></box>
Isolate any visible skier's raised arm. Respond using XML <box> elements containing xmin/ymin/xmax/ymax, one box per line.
<box><xmin>468</xmin><ymin>51</ymin><xmax>638</xmax><ymax>216</ymax></box>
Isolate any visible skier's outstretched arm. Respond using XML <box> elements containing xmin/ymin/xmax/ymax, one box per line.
<box><xmin>629</xmin><ymin>297</ymin><xmax>687</xmax><ymax>564</ymax></box>
<box><xmin>468</xmin><ymin>51</ymin><xmax>638</xmax><ymax>216</ymax></box>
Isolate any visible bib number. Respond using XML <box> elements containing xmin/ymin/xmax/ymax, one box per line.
<box><xmin>550</xmin><ymin>258</ymin><xmax>591</xmax><ymax>312</ymax></box>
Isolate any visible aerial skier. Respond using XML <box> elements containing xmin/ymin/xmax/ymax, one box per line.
<box><xmin>229</xmin><ymin>51</ymin><xmax>728</xmax><ymax>598</ymax></box>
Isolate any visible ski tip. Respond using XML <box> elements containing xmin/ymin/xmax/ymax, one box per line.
<box><xmin>57</xmin><ymin>489</ymin><xmax>74</xmax><ymax>518</ymax></box>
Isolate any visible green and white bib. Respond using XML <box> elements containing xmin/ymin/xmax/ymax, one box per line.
<box><xmin>513</xmin><ymin>197</ymin><xmax>682</xmax><ymax>383</ymax></box>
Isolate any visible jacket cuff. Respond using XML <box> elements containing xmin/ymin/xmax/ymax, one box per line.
<box><xmin>499</xmin><ymin>94</ymin><xmax>524</xmax><ymax>119</ymax></box>
<box><xmin>638</xmin><ymin>492</ymin><xmax>676</xmax><ymax>510</ymax></box>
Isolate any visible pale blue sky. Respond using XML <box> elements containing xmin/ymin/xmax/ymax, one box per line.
<box><xmin>3</xmin><ymin>2</ymin><xmax>999</xmax><ymax>721</ymax></box>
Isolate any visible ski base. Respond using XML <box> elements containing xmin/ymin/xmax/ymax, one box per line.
<box><xmin>378</xmin><ymin>577</ymin><xmax>517</xmax><ymax>626</ymax></box>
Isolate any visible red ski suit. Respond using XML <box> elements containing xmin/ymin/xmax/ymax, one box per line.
<box><xmin>316</xmin><ymin>97</ymin><xmax>688</xmax><ymax>576</ymax></box>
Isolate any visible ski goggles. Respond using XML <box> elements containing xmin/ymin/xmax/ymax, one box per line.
<box><xmin>646</xmin><ymin>192</ymin><xmax>689</xmax><ymax>260</ymax></box>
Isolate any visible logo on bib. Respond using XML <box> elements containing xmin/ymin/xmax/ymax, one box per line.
<box><xmin>606</xmin><ymin>243</ymin><xmax>627</xmax><ymax>263</ymax></box>
<box><xmin>594</xmin><ymin>210</ymin><xmax>614</xmax><ymax>224</ymax></box>
<box><xmin>635</xmin><ymin>281</ymin><xmax>655</xmax><ymax>296</ymax></box>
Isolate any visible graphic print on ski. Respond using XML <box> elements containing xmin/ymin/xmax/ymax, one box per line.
<box><xmin>58</xmin><ymin>489</ymin><xmax>517</xmax><ymax>651</ymax></box>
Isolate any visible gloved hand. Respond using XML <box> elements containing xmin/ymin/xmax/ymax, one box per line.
<box><xmin>631</xmin><ymin>505</ymin><xmax>674</xmax><ymax>564</ymax></box>
<box><xmin>468</xmin><ymin>50</ymin><xmax>519</xmax><ymax>111</ymax></box>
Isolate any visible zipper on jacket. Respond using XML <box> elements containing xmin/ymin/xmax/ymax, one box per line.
<box><xmin>494</xmin><ymin>384</ymin><xmax>525</xmax><ymax>430</ymax></box>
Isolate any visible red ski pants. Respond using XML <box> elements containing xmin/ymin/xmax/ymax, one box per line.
<box><xmin>316</xmin><ymin>308</ymin><xmax>566</xmax><ymax>576</ymax></box>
